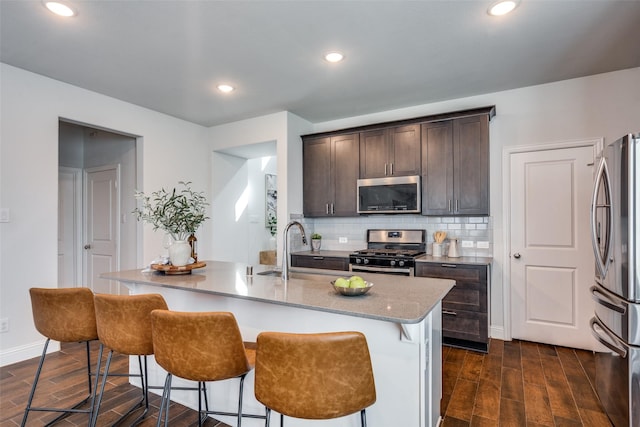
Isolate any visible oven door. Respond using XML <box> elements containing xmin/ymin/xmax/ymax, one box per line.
<box><xmin>350</xmin><ymin>264</ymin><xmax>412</xmax><ymax>276</ymax></box>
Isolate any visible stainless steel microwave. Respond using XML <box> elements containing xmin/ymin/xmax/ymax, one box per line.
<box><xmin>357</xmin><ymin>175</ymin><xmax>421</xmax><ymax>214</ymax></box>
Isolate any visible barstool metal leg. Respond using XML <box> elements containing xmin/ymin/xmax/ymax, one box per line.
<box><xmin>127</xmin><ymin>355</ymin><xmax>150</xmax><ymax>425</ymax></box>
<box><xmin>21</xmin><ymin>338</ymin><xmax>51</xmax><ymax>427</ymax></box>
<box><xmin>91</xmin><ymin>345</ymin><xmax>112</xmax><ymax>427</ymax></box>
<box><xmin>199</xmin><ymin>381</ymin><xmax>210</xmax><ymax>425</ymax></box>
<box><xmin>92</xmin><ymin>349</ymin><xmax>149</xmax><ymax>426</ymax></box>
<box><xmin>22</xmin><ymin>339</ymin><xmax>98</xmax><ymax>427</ymax></box>
<box><xmin>263</xmin><ymin>407</ymin><xmax>271</xmax><ymax>427</ymax></box>
<box><xmin>156</xmin><ymin>372</ymin><xmax>173</xmax><ymax>427</ymax></box>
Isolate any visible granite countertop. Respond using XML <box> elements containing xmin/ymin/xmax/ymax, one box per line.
<box><xmin>293</xmin><ymin>250</ymin><xmax>492</xmax><ymax>266</ymax></box>
<box><xmin>415</xmin><ymin>255</ymin><xmax>493</xmax><ymax>266</ymax></box>
<box><xmin>291</xmin><ymin>250</ymin><xmax>354</xmax><ymax>257</ymax></box>
<box><xmin>101</xmin><ymin>260</ymin><xmax>454</xmax><ymax>324</ymax></box>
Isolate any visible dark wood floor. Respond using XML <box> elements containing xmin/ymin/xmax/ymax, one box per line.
<box><xmin>441</xmin><ymin>339</ymin><xmax>612</xmax><ymax>427</ymax></box>
<box><xmin>0</xmin><ymin>341</ymin><xmax>228</xmax><ymax>426</ymax></box>
<box><xmin>1</xmin><ymin>339</ymin><xmax>612</xmax><ymax>426</ymax></box>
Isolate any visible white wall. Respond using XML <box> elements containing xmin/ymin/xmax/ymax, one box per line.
<box><xmin>0</xmin><ymin>64</ymin><xmax>210</xmax><ymax>365</ymax></box>
<box><xmin>312</xmin><ymin>67</ymin><xmax>640</xmax><ymax>338</ymax></box>
<box><xmin>207</xmin><ymin>112</ymin><xmax>314</xmax><ymax>264</ymax></box>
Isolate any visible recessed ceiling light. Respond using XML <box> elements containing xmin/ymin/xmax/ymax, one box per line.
<box><xmin>217</xmin><ymin>84</ymin><xmax>235</xmax><ymax>93</ymax></box>
<box><xmin>43</xmin><ymin>1</ymin><xmax>77</xmax><ymax>17</ymax></box>
<box><xmin>324</xmin><ymin>52</ymin><xmax>345</xmax><ymax>63</ymax></box>
<box><xmin>488</xmin><ymin>0</ymin><xmax>520</xmax><ymax>16</ymax></box>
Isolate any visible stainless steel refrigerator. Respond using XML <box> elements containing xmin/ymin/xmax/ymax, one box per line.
<box><xmin>590</xmin><ymin>133</ymin><xmax>640</xmax><ymax>427</ymax></box>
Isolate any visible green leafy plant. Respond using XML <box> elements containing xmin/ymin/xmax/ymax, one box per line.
<box><xmin>133</xmin><ymin>181</ymin><xmax>209</xmax><ymax>241</ymax></box>
<box><xmin>266</xmin><ymin>212</ymin><xmax>277</xmax><ymax>237</ymax></box>
<box><xmin>311</xmin><ymin>233</ymin><xmax>322</xmax><ymax>240</ymax></box>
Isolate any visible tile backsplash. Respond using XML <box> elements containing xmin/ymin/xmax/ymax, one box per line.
<box><xmin>293</xmin><ymin>214</ymin><xmax>493</xmax><ymax>257</ymax></box>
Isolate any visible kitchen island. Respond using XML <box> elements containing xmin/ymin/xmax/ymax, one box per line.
<box><xmin>102</xmin><ymin>261</ymin><xmax>454</xmax><ymax>427</ymax></box>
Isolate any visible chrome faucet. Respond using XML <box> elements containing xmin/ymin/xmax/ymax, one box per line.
<box><xmin>282</xmin><ymin>220</ymin><xmax>307</xmax><ymax>280</ymax></box>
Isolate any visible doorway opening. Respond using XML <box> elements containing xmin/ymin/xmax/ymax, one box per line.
<box><xmin>58</xmin><ymin>120</ymin><xmax>139</xmax><ymax>294</ymax></box>
<box><xmin>211</xmin><ymin>140</ymin><xmax>277</xmax><ymax>266</ymax></box>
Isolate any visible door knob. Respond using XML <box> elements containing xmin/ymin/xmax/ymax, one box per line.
<box><xmin>513</xmin><ymin>253</ymin><xmax>521</xmax><ymax>259</ymax></box>
<box><xmin>84</xmin><ymin>244</ymin><xmax>91</xmax><ymax>250</ymax></box>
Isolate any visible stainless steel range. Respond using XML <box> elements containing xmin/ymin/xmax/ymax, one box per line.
<box><xmin>350</xmin><ymin>229</ymin><xmax>426</xmax><ymax>276</ymax></box>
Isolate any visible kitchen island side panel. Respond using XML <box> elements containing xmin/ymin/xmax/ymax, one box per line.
<box><xmin>124</xmin><ymin>282</ymin><xmax>442</xmax><ymax>427</ymax></box>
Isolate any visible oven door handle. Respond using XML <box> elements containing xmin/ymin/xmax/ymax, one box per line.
<box><xmin>351</xmin><ymin>265</ymin><xmax>411</xmax><ymax>274</ymax></box>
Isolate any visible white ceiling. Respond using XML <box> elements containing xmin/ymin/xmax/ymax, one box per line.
<box><xmin>2</xmin><ymin>1</ymin><xmax>639</xmax><ymax>127</ymax></box>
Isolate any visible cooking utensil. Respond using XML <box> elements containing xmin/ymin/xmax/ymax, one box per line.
<box><xmin>433</xmin><ymin>231</ymin><xmax>447</xmax><ymax>244</ymax></box>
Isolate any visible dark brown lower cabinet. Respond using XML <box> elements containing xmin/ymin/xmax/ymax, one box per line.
<box><xmin>290</xmin><ymin>254</ymin><xmax>349</xmax><ymax>271</ymax></box>
<box><xmin>415</xmin><ymin>262</ymin><xmax>489</xmax><ymax>352</ymax></box>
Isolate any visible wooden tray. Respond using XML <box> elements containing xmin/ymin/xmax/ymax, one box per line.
<box><xmin>151</xmin><ymin>261</ymin><xmax>206</xmax><ymax>275</ymax></box>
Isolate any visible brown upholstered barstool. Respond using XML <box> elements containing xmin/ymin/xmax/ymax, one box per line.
<box><xmin>92</xmin><ymin>293</ymin><xmax>168</xmax><ymax>426</ymax></box>
<box><xmin>22</xmin><ymin>287</ymin><xmax>99</xmax><ymax>427</ymax></box>
<box><xmin>254</xmin><ymin>331</ymin><xmax>376</xmax><ymax>427</ymax></box>
<box><xmin>151</xmin><ymin>310</ymin><xmax>265</xmax><ymax>427</ymax></box>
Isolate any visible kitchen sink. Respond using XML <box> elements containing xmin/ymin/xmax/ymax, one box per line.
<box><xmin>257</xmin><ymin>270</ymin><xmax>282</xmax><ymax>277</ymax></box>
<box><xmin>256</xmin><ymin>269</ymin><xmax>344</xmax><ymax>280</ymax></box>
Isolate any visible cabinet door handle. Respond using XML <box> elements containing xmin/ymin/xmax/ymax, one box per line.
<box><xmin>390</xmin><ymin>163</ymin><xmax>394</xmax><ymax>175</ymax></box>
<box><xmin>455</xmin><ymin>199</ymin><xmax>459</xmax><ymax>212</ymax></box>
<box><xmin>325</xmin><ymin>204</ymin><xmax>329</xmax><ymax>215</ymax></box>
<box><xmin>441</xmin><ymin>264</ymin><xmax>457</xmax><ymax>268</ymax></box>
<box><xmin>384</xmin><ymin>163</ymin><xmax>388</xmax><ymax>176</ymax></box>
<box><xmin>331</xmin><ymin>203</ymin><xmax>335</xmax><ymax>215</ymax></box>
<box><xmin>443</xmin><ymin>310</ymin><xmax>457</xmax><ymax>316</ymax></box>
<box><xmin>448</xmin><ymin>200</ymin><xmax>452</xmax><ymax>212</ymax></box>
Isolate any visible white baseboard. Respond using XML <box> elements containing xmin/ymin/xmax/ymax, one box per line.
<box><xmin>490</xmin><ymin>325</ymin><xmax>507</xmax><ymax>341</ymax></box>
<box><xmin>0</xmin><ymin>339</ymin><xmax>58</xmax><ymax>367</ymax></box>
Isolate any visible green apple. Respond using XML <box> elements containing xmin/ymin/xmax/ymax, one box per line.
<box><xmin>334</xmin><ymin>277</ymin><xmax>350</xmax><ymax>288</ymax></box>
<box><xmin>349</xmin><ymin>276</ymin><xmax>367</xmax><ymax>288</ymax></box>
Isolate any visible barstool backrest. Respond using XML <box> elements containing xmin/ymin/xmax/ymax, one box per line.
<box><xmin>94</xmin><ymin>293</ymin><xmax>167</xmax><ymax>356</ymax></box>
<box><xmin>255</xmin><ymin>331</ymin><xmax>376</xmax><ymax>420</ymax></box>
<box><xmin>29</xmin><ymin>287</ymin><xmax>97</xmax><ymax>342</ymax></box>
<box><xmin>151</xmin><ymin>310</ymin><xmax>252</xmax><ymax>381</ymax></box>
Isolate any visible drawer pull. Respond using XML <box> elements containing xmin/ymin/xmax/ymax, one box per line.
<box><xmin>441</xmin><ymin>264</ymin><xmax>457</xmax><ymax>268</ymax></box>
<box><xmin>443</xmin><ymin>310</ymin><xmax>457</xmax><ymax>316</ymax></box>
<box><xmin>312</xmin><ymin>256</ymin><xmax>325</xmax><ymax>260</ymax></box>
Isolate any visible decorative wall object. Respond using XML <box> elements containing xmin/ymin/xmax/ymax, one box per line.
<box><xmin>265</xmin><ymin>174</ymin><xmax>277</xmax><ymax>234</ymax></box>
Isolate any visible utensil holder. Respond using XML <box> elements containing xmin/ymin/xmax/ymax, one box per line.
<box><xmin>432</xmin><ymin>243</ymin><xmax>443</xmax><ymax>257</ymax></box>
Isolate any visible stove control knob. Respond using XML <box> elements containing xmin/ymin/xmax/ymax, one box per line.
<box><xmin>390</xmin><ymin>260</ymin><xmax>396</xmax><ymax>266</ymax></box>
<box><xmin>355</xmin><ymin>258</ymin><xmax>362</xmax><ymax>264</ymax></box>
<box><xmin>363</xmin><ymin>258</ymin><xmax>369</xmax><ymax>265</ymax></box>
<box><xmin>398</xmin><ymin>260</ymin><xmax>405</xmax><ymax>267</ymax></box>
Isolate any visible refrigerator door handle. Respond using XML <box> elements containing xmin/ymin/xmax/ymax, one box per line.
<box><xmin>590</xmin><ymin>285</ymin><xmax>626</xmax><ymax>314</ymax></box>
<box><xmin>590</xmin><ymin>157</ymin><xmax>614</xmax><ymax>277</ymax></box>
<box><xmin>590</xmin><ymin>317</ymin><xmax>627</xmax><ymax>358</ymax></box>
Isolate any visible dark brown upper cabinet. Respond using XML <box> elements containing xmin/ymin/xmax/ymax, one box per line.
<box><xmin>421</xmin><ymin>115</ymin><xmax>490</xmax><ymax>216</ymax></box>
<box><xmin>303</xmin><ymin>133</ymin><xmax>360</xmax><ymax>217</ymax></box>
<box><xmin>359</xmin><ymin>124</ymin><xmax>421</xmax><ymax>178</ymax></box>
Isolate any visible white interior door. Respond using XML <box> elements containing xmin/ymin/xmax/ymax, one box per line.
<box><xmin>509</xmin><ymin>144</ymin><xmax>596</xmax><ymax>350</ymax></box>
<box><xmin>84</xmin><ymin>165</ymin><xmax>120</xmax><ymax>294</ymax></box>
<box><xmin>58</xmin><ymin>167</ymin><xmax>81</xmax><ymax>286</ymax></box>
